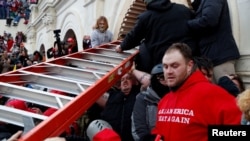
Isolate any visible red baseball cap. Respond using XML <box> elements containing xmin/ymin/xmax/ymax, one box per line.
<box><xmin>67</xmin><ymin>38</ymin><xmax>74</xmax><ymax>43</ymax></box>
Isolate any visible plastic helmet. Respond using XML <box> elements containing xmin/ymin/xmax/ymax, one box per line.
<box><xmin>151</xmin><ymin>63</ymin><xmax>163</xmax><ymax>76</ymax></box>
<box><xmin>67</xmin><ymin>37</ymin><xmax>74</xmax><ymax>43</ymax></box>
<box><xmin>86</xmin><ymin>119</ymin><xmax>113</xmax><ymax>141</ymax></box>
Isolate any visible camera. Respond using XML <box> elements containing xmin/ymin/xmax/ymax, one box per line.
<box><xmin>54</xmin><ymin>29</ymin><xmax>61</xmax><ymax>38</ymax></box>
<box><xmin>53</xmin><ymin>29</ymin><xmax>61</xmax><ymax>34</ymax></box>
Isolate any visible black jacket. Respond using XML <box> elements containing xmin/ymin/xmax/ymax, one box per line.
<box><xmin>217</xmin><ymin>76</ymin><xmax>240</xmax><ymax>97</ymax></box>
<box><xmin>120</xmin><ymin>0</ymin><xmax>197</xmax><ymax>73</ymax></box>
<box><xmin>101</xmin><ymin>85</ymin><xmax>140</xmax><ymax>141</ymax></box>
<box><xmin>188</xmin><ymin>0</ymin><xmax>240</xmax><ymax>66</ymax></box>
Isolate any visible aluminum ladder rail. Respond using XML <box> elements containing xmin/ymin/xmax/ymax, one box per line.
<box><xmin>0</xmin><ymin>40</ymin><xmax>139</xmax><ymax>141</ymax></box>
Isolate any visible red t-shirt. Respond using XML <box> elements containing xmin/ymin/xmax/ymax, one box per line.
<box><xmin>7</xmin><ymin>39</ymin><xmax>14</xmax><ymax>53</ymax></box>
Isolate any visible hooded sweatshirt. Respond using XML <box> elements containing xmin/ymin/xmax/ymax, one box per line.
<box><xmin>131</xmin><ymin>73</ymin><xmax>169</xmax><ymax>141</ymax></box>
<box><xmin>152</xmin><ymin>71</ymin><xmax>241</xmax><ymax>141</ymax></box>
<box><xmin>120</xmin><ymin>0</ymin><xmax>197</xmax><ymax>72</ymax></box>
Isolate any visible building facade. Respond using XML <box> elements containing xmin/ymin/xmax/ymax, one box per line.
<box><xmin>24</xmin><ymin>0</ymin><xmax>250</xmax><ymax>88</ymax></box>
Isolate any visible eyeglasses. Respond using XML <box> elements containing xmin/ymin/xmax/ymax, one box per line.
<box><xmin>156</xmin><ymin>74</ymin><xmax>164</xmax><ymax>81</ymax></box>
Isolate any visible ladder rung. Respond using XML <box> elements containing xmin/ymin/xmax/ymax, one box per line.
<box><xmin>18</xmin><ymin>70</ymin><xmax>90</xmax><ymax>95</ymax></box>
<box><xmin>0</xmin><ymin>82</ymin><xmax>73</xmax><ymax>108</ymax></box>
<box><xmin>2</xmin><ymin>40</ymin><xmax>139</xmax><ymax>141</ymax></box>
<box><xmin>0</xmin><ymin>105</ymin><xmax>47</xmax><ymax>127</ymax></box>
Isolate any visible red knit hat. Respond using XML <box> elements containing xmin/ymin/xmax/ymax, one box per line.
<box><xmin>93</xmin><ymin>128</ymin><xmax>121</xmax><ymax>141</ymax></box>
<box><xmin>5</xmin><ymin>99</ymin><xmax>28</xmax><ymax>111</ymax></box>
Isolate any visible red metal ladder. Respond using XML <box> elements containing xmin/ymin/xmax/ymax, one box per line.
<box><xmin>0</xmin><ymin>40</ymin><xmax>139</xmax><ymax>141</ymax></box>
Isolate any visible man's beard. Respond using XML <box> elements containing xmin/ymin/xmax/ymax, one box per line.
<box><xmin>99</xmin><ymin>27</ymin><xmax>105</xmax><ymax>32</ymax></box>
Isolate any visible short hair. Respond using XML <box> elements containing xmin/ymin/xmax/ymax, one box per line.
<box><xmin>93</xmin><ymin>16</ymin><xmax>109</xmax><ymax>30</ymax></box>
<box><xmin>237</xmin><ymin>89</ymin><xmax>250</xmax><ymax>121</ymax></box>
<box><xmin>229</xmin><ymin>74</ymin><xmax>245</xmax><ymax>92</ymax></box>
<box><xmin>165</xmin><ymin>43</ymin><xmax>193</xmax><ymax>62</ymax></box>
<box><xmin>193</xmin><ymin>56</ymin><xmax>213</xmax><ymax>74</ymax></box>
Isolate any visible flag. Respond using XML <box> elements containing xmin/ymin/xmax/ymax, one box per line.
<box><xmin>13</xmin><ymin>64</ymin><xmax>16</xmax><ymax>71</ymax></box>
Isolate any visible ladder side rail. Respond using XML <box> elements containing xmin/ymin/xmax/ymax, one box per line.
<box><xmin>19</xmin><ymin>48</ymin><xmax>138</xmax><ymax>141</ymax></box>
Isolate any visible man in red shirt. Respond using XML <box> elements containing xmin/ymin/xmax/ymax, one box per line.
<box><xmin>152</xmin><ymin>43</ymin><xmax>241</xmax><ymax>141</ymax></box>
<box><xmin>67</xmin><ymin>37</ymin><xmax>78</xmax><ymax>54</ymax></box>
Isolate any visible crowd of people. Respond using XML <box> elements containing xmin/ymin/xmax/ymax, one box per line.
<box><xmin>0</xmin><ymin>31</ymin><xmax>45</xmax><ymax>74</ymax></box>
<box><xmin>1</xmin><ymin>0</ymin><xmax>250</xmax><ymax>140</ymax></box>
<box><xmin>0</xmin><ymin>0</ymin><xmax>31</xmax><ymax>26</ymax></box>
<box><xmin>0</xmin><ymin>14</ymin><xmax>113</xmax><ymax>141</ymax></box>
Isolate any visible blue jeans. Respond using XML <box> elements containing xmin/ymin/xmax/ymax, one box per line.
<box><xmin>0</xmin><ymin>6</ymin><xmax>5</xmax><ymax>19</ymax></box>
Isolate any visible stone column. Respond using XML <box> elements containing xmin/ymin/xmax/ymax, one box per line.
<box><xmin>42</xmin><ymin>8</ymin><xmax>57</xmax><ymax>48</ymax></box>
<box><xmin>26</xmin><ymin>27</ymin><xmax>36</xmax><ymax>53</ymax></box>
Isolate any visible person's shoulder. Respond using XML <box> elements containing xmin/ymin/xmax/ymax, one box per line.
<box><xmin>172</xmin><ymin>2</ymin><xmax>192</xmax><ymax>12</ymax></box>
<box><xmin>195</xmin><ymin>81</ymin><xmax>233</xmax><ymax>98</ymax></box>
<box><xmin>106</xmin><ymin>30</ymin><xmax>113</xmax><ymax>36</ymax></box>
<box><xmin>91</xmin><ymin>29</ymin><xmax>99</xmax><ymax>35</ymax></box>
<box><xmin>136</xmin><ymin>91</ymin><xmax>147</xmax><ymax>100</ymax></box>
<box><xmin>138</xmin><ymin>10</ymin><xmax>152</xmax><ymax>20</ymax></box>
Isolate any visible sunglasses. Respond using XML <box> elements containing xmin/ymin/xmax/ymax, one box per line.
<box><xmin>156</xmin><ymin>74</ymin><xmax>164</xmax><ymax>81</ymax></box>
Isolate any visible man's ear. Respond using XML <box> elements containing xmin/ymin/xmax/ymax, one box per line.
<box><xmin>187</xmin><ymin>60</ymin><xmax>194</xmax><ymax>73</ymax></box>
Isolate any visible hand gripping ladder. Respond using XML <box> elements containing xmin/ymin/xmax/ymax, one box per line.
<box><xmin>0</xmin><ymin>40</ymin><xmax>139</xmax><ymax>141</ymax></box>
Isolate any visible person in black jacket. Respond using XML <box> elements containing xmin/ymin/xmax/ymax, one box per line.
<box><xmin>218</xmin><ymin>74</ymin><xmax>245</xmax><ymax>97</ymax></box>
<box><xmin>100</xmin><ymin>73</ymin><xmax>141</xmax><ymax>141</ymax></box>
<box><xmin>188</xmin><ymin>0</ymin><xmax>240</xmax><ymax>83</ymax></box>
<box><xmin>115</xmin><ymin>0</ymin><xmax>198</xmax><ymax>73</ymax></box>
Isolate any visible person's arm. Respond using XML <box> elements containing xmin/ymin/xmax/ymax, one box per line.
<box><xmin>108</xmin><ymin>30</ymin><xmax>113</xmax><ymax>42</ymax></box>
<box><xmin>191</xmin><ymin>0</ymin><xmax>201</xmax><ymax>11</ymax></box>
<box><xmin>7</xmin><ymin>130</ymin><xmax>23</xmax><ymax>141</ymax></box>
<box><xmin>118</xmin><ymin>14</ymin><xmax>148</xmax><ymax>52</ymax></box>
<box><xmin>131</xmin><ymin>93</ymin><xmax>150</xmax><ymax>141</ymax></box>
<box><xmin>96</xmin><ymin>92</ymin><xmax>109</xmax><ymax>108</ymax></box>
<box><xmin>188</xmin><ymin>0</ymin><xmax>224</xmax><ymax>31</ymax></box>
<box><xmin>130</xmin><ymin>68</ymin><xmax>151</xmax><ymax>91</ymax></box>
<box><xmin>44</xmin><ymin>137</ymin><xmax>66</xmax><ymax>141</ymax></box>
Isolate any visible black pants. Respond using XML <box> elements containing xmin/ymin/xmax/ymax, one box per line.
<box><xmin>6</xmin><ymin>18</ymin><xmax>12</xmax><ymax>26</ymax></box>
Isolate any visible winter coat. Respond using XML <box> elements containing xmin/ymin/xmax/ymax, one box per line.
<box><xmin>120</xmin><ymin>0</ymin><xmax>198</xmax><ymax>73</ymax></box>
<box><xmin>188</xmin><ymin>0</ymin><xmax>240</xmax><ymax>66</ymax></box>
<box><xmin>101</xmin><ymin>85</ymin><xmax>140</xmax><ymax>141</ymax></box>
<box><xmin>131</xmin><ymin>87</ymin><xmax>161</xmax><ymax>141</ymax></box>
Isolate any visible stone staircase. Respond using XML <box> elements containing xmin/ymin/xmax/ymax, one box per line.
<box><xmin>0</xmin><ymin>18</ymin><xmax>28</xmax><ymax>38</ymax></box>
<box><xmin>118</xmin><ymin>0</ymin><xmax>146</xmax><ymax>38</ymax></box>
